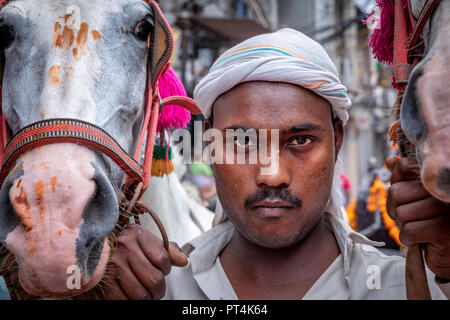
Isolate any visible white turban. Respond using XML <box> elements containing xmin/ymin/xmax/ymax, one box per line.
<box><xmin>194</xmin><ymin>28</ymin><xmax>351</xmax><ymax>220</ymax></box>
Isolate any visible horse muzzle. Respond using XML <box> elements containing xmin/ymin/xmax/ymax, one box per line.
<box><xmin>416</xmin><ymin>45</ymin><xmax>450</xmax><ymax>203</ymax></box>
<box><xmin>418</xmin><ymin>127</ymin><xmax>450</xmax><ymax>203</ymax></box>
<box><xmin>0</xmin><ymin>143</ymin><xmax>117</xmax><ymax>298</ymax></box>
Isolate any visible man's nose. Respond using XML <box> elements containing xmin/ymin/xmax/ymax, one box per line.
<box><xmin>255</xmin><ymin>158</ymin><xmax>291</xmax><ymax>189</ymax></box>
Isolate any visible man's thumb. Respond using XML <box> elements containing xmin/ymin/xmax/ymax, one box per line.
<box><xmin>168</xmin><ymin>242</ymin><xmax>188</xmax><ymax>267</ymax></box>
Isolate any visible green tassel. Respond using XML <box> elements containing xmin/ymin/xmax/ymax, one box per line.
<box><xmin>153</xmin><ymin>145</ymin><xmax>173</xmax><ymax>160</ymax></box>
<box><xmin>151</xmin><ymin>145</ymin><xmax>174</xmax><ymax>177</ymax></box>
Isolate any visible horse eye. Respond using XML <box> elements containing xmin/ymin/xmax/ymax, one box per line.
<box><xmin>133</xmin><ymin>19</ymin><xmax>153</xmax><ymax>41</ymax></box>
<box><xmin>0</xmin><ymin>26</ymin><xmax>15</xmax><ymax>50</ymax></box>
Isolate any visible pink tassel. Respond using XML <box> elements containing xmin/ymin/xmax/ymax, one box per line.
<box><xmin>157</xmin><ymin>67</ymin><xmax>191</xmax><ymax>131</ymax></box>
<box><xmin>365</xmin><ymin>0</ymin><xmax>412</xmax><ymax>65</ymax></box>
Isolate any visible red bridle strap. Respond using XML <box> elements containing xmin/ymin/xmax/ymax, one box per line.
<box><xmin>393</xmin><ymin>0</ymin><xmax>412</xmax><ymax>88</ymax></box>
<box><xmin>406</xmin><ymin>0</ymin><xmax>441</xmax><ymax>64</ymax></box>
<box><xmin>0</xmin><ymin>119</ymin><xmax>144</xmax><ymax>189</ymax></box>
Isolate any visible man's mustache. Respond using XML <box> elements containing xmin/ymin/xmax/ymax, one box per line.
<box><xmin>244</xmin><ymin>188</ymin><xmax>302</xmax><ymax>209</ymax></box>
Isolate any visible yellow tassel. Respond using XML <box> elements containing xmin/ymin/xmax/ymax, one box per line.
<box><xmin>151</xmin><ymin>159</ymin><xmax>174</xmax><ymax>177</ymax></box>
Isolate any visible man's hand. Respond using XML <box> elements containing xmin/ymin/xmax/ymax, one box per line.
<box><xmin>386</xmin><ymin>156</ymin><xmax>450</xmax><ymax>280</ymax></box>
<box><xmin>103</xmin><ymin>224</ymin><xmax>188</xmax><ymax>300</ymax></box>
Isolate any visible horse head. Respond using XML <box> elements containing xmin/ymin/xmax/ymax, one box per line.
<box><xmin>0</xmin><ymin>0</ymin><xmax>172</xmax><ymax>298</ymax></box>
<box><xmin>401</xmin><ymin>0</ymin><xmax>450</xmax><ymax>202</ymax></box>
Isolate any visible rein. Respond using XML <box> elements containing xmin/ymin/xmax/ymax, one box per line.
<box><xmin>391</xmin><ymin>0</ymin><xmax>441</xmax><ymax>300</ymax></box>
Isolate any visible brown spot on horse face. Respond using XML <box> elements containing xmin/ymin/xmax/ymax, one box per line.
<box><xmin>53</xmin><ymin>22</ymin><xmax>61</xmax><ymax>34</ymax></box>
<box><xmin>53</xmin><ymin>25</ymin><xmax>75</xmax><ymax>50</ymax></box>
<box><xmin>50</xmin><ymin>177</ymin><xmax>57</xmax><ymax>193</ymax></box>
<box><xmin>14</xmin><ymin>187</ymin><xmax>30</xmax><ymax>211</ymax></box>
<box><xmin>12</xmin><ymin>187</ymin><xmax>32</xmax><ymax>232</ymax></box>
<box><xmin>73</xmin><ymin>47</ymin><xmax>79</xmax><ymax>61</ymax></box>
<box><xmin>76</xmin><ymin>23</ymin><xmax>89</xmax><ymax>49</ymax></box>
<box><xmin>34</xmin><ymin>180</ymin><xmax>45</xmax><ymax>222</ymax></box>
<box><xmin>48</xmin><ymin>65</ymin><xmax>61</xmax><ymax>87</ymax></box>
<box><xmin>91</xmin><ymin>30</ymin><xmax>101</xmax><ymax>40</ymax></box>
<box><xmin>62</xmin><ymin>14</ymin><xmax>72</xmax><ymax>24</ymax></box>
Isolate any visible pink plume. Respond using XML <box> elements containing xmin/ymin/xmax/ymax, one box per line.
<box><xmin>366</xmin><ymin>0</ymin><xmax>396</xmax><ymax>65</ymax></box>
<box><xmin>366</xmin><ymin>0</ymin><xmax>411</xmax><ymax>65</ymax></box>
<box><xmin>157</xmin><ymin>67</ymin><xmax>191</xmax><ymax>131</ymax></box>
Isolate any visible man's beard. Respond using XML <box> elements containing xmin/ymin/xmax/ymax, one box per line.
<box><xmin>227</xmin><ymin>188</ymin><xmax>307</xmax><ymax>249</ymax></box>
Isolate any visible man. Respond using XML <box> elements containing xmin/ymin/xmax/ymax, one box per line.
<box><xmin>104</xmin><ymin>29</ymin><xmax>450</xmax><ymax>300</ymax></box>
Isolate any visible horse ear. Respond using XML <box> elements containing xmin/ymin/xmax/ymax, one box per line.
<box><xmin>148</xmin><ymin>1</ymin><xmax>174</xmax><ymax>90</ymax></box>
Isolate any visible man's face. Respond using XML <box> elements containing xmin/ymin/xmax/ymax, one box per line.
<box><xmin>209</xmin><ymin>81</ymin><xmax>343</xmax><ymax>249</ymax></box>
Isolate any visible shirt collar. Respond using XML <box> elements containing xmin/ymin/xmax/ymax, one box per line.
<box><xmin>184</xmin><ymin>212</ymin><xmax>385</xmax><ymax>297</ymax></box>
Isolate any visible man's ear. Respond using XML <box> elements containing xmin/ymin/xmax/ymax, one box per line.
<box><xmin>204</xmin><ymin>119</ymin><xmax>212</xmax><ymax>148</ymax></box>
<box><xmin>204</xmin><ymin>119</ymin><xmax>211</xmax><ymax>132</ymax></box>
<box><xmin>333</xmin><ymin>120</ymin><xmax>344</xmax><ymax>161</ymax></box>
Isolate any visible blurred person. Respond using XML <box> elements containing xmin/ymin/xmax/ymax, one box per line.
<box><xmin>182</xmin><ymin>162</ymin><xmax>217</xmax><ymax>211</ymax></box>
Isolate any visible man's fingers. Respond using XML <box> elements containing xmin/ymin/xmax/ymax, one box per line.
<box><xmin>400</xmin><ymin>215</ymin><xmax>450</xmax><ymax>247</ymax></box>
<box><xmin>102</xmin><ymin>279</ymin><xmax>128</xmax><ymax>300</ymax></box>
<box><xmin>168</xmin><ymin>242</ymin><xmax>188</xmax><ymax>267</ymax></box>
<box><xmin>385</xmin><ymin>156</ymin><xmax>399</xmax><ymax>172</ymax></box>
<box><xmin>387</xmin><ymin>180</ymin><xmax>430</xmax><ymax>220</ymax></box>
<box><xmin>114</xmin><ymin>258</ymin><xmax>152</xmax><ymax>300</ymax></box>
<box><xmin>127</xmin><ymin>251</ymin><xmax>167</xmax><ymax>300</ymax></box>
<box><xmin>395</xmin><ymin>197</ymin><xmax>443</xmax><ymax>224</ymax></box>
<box><xmin>389</xmin><ymin>157</ymin><xmax>421</xmax><ymax>184</ymax></box>
<box><xmin>388</xmin><ymin>180</ymin><xmax>430</xmax><ymax>205</ymax></box>
<box><xmin>136</xmin><ymin>231</ymin><xmax>172</xmax><ymax>275</ymax></box>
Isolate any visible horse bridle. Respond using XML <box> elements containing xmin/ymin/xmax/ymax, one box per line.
<box><xmin>391</xmin><ymin>0</ymin><xmax>441</xmax><ymax>300</ymax></box>
<box><xmin>0</xmin><ymin>1</ymin><xmax>201</xmax><ymax>246</ymax></box>
<box><xmin>393</xmin><ymin>0</ymin><xmax>441</xmax><ymax>88</ymax></box>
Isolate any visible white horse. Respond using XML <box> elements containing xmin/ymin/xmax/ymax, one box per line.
<box><xmin>0</xmin><ymin>0</ymin><xmax>211</xmax><ymax>299</ymax></box>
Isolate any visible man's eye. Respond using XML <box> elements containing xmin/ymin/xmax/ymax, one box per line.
<box><xmin>288</xmin><ymin>136</ymin><xmax>314</xmax><ymax>147</ymax></box>
<box><xmin>234</xmin><ymin>136</ymin><xmax>257</xmax><ymax>148</ymax></box>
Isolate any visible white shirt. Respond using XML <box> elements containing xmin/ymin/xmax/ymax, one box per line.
<box><xmin>164</xmin><ymin>213</ymin><xmax>448</xmax><ymax>300</ymax></box>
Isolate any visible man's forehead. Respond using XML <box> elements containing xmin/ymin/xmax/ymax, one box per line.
<box><xmin>212</xmin><ymin>81</ymin><xmax>333</xmax><ymax>131</ymax></box>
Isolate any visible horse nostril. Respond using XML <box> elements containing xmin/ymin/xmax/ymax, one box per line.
<box><xmin>75</xmin><ymin>163</ymin><xmax>118</xmax><ymax>277</ymax></box>
<box><xmin>85</xmin><ymin>237</ymin><xmax>94</xmax><ymax>248</ymax></box>
<box><xmin>0</xmin><ymin>172</ymin><xmax>23</xmax><ymax>244</ymax></box>
<box><xmin>437</xmin><ymin>168</ymin><xmax>450</xmax><ymax>193</ymax></box>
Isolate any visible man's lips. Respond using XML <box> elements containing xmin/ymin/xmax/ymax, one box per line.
<box><xmin>251</xmin><ymin>199</ymin><xmax>295</xmax><ymax>219</ymax></box>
